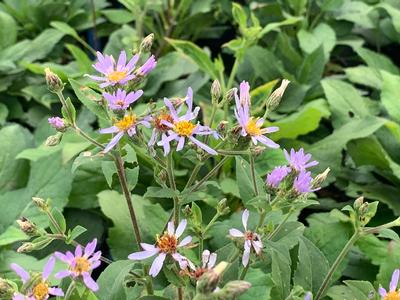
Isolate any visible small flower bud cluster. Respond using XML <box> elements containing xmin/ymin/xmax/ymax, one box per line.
<box><xmin>45</xmin><ymin>68</ymin><xmax>64</xmax><ymax>93</ymax></box>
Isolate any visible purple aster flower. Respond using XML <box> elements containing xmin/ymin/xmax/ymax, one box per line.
<box><xmin>234</xmin><ymin>81</ymin><xmax>279</xmax><ymax>148</ymax></box>
<box><xmin>229</xmin><ymin>209</ymin><xmax>263</xmax><ymax>267</ymax></box>
<box><xmin>284</xmin><ymin>148</ymin><xmax>318</xmax><ymax>172</ymax></box>
<box><xmin>379</xmin><ymin>269</ymin><xmax>400</xmax><ymax>299</ymax></box>
<box><xmin>99</xmin><ymin>113</ymin><xmax>151</xmax><ymax>153</ymax></box>
<box><xmin>128</xmin><ymin>219</ymin><xmax>194</xmax><ymax>277</ymax></box>
<box><xmin>11</xmin><ymin>256</ymin><xmax>64</xmax><ymax>300</ymax></box>
<box><xmin>293</xmin><ymin>171</ymin><xmax>318</xmax><ymax>194</ymax></box>
<box><xmin>103</xmin><ymin>88</ymin><xmax>143</xmax><ymax>110</ymax></box>
<box><xmin>54</xmin><ymin>239</ymin><xmax>101</xmax><ymax>292</ymax></box>
<box><xmin>304</xmin><ymin>292</ymin><xmax>312</xmax><ymax>300</ymax></box>
<box><xmin>266</xmin><ymin>166</ymin><xmax>291</xmax><ymax>188</ymax></box>
<box><xmin>48</xmin><ymin>117</ymin><xmax>65</xmax><ymax>130</ymax></box>
<box><xmin>157</xmin><ymin>87</ymin><xmax>218</xmax><ymax>156</ymax></box>
<box><xmin>87</xmin><ymin>51</ymin><xmax>138</xmax><ymax>88</ymax></box>
<box><xmin>136</xmin><ymin>55</ymin><xmax>157</xmax><ymax>76</ymax></box>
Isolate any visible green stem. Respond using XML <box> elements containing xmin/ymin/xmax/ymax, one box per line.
<box><xmin>314</xmin><ymin>230</ymin><xmax>360</xmax><ymax>300</ymax></box>
<box><xmin>268</xmin><ymin>210</ymin><xmax>293</xmax><ymax>240</ymax></box>
<box><xmin>239</xmin><ymin>264</ymin><xmax>249</xmax><ymax>280</ymax></box>
<box><xmin>167</xmin><ymin>151</ymin><xmax>179</xmax><ymax>226</ymax></box>
<box><xmin>74</xmin><ymin>126</ymin><xmax>105</xmax><ymax>149</ymax></box>
<box><xmin>203</xmin><ymin>212</ymin><xmax>221</xmax><ymax>234</ymax></box>
<box><xmin>256</xmin><ymin>211</ymin><xmax>267</xmax><ymax>231</ymax></box>
<box><xmin>190</xmin><ymin>156</ymin><xmax>229</xmax><ymax>193</ymax></box>
<box><xmin>227</xmin><ymin>55</ymin><xmax>240</xmax><ymax>90</ymax></box>
<box><xmin>249</xmin><ymin>154</ymin><xmax>259</xmax><ymax>197</ymax></box>
<box><xmin>64</xmin><ymin>281</ymin><xmax>76</xmax><ymax>300</ymax></box>
<box><xmin>184</xmin><ymin>162</ymin><xmax>203</xmax><ymax>190</ymax></box>
<box><xmin>217</xmin><ymin>149</ymin><xmax>249</xmax><ymax>156</ymax></box>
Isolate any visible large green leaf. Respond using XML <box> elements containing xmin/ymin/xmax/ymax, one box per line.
<box><xmin>380</xmin><ymin>71</ymin><xmax>400</xmax><ymax>122</ymax></box>
<box><xmin>327</xmin><ymin>280</ymin><xmax>376</xmax><ymax>300</ymax></box>
<box><xmin>0</xmin><ymin>11</ymin><xmax>17</xmax><ymax>50</ymax></box>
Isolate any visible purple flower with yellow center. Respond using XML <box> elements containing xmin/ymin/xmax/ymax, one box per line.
<box><xmin>293</xmin><ymin>170</ymin><xmax>318</xmax><ymax>194</ymax></box>
<box><xmin>48</xmin><ymin>117</ymin><xmax>65</xmax><ymax>130</ymax></box>
<box><xmin>99</xmin><ymin>113</ymin><xmax>151</xmax><ymax>153</ymax></box>
<box><xmin>157</xmin><ymin>87</ymin><xmax>218</xmax><ymax>156</ymax></box>
<box><xmin>266</xmin><ymin>166</ymin><xmax>291</xmax><ymax>188</ymax></box>
<box><xmin>379</xmin><ymin>269</ymin><xmax>400</xmax><ymax>300</ymax></box>
<box><xmin>229</xmin><ymin>209</ymin><xmax>263</xmax><ymax>267</ymax></box>
<box><xmin>54</xmin><ymin>239</ymin><xmax>101</xmax><ymax>292</ymax></box>
<box><xmin>234</xmin><ymin>81</ymin><xmax>279</xmax><ymax>148</ymax></box>
<box><xmin>87</xmin><ymin>51</ymin><xmax>138</xmax><ymax>88</ymax></box>
<box><xmin>136</xmin><ymin>55</ymin><xmax>157</xmax><ymax>76</ymax></box>
<box><xmin>11</xmin><ymin>256</ymin><xmax>64</xmax><ymax>300</ymax></box>
<box><xmin>103</xmin><ymin>88</ymin><xmax>143</xmax><ymax>111</ymax></box>
<box><xmin>128</xmin><ymin>219</ymin><xmax>194</xmax><ymax>277</ymax></box>
<box><xmin>284</xmin><ymin>148</ymin><xmax>318</xmax><ymax>172</ymax></box>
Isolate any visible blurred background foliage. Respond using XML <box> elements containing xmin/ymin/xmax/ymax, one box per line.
<box><xmin>1</xmin><ymin>0</ymin><xmax>400</xmax><ymax>298</ymax></box>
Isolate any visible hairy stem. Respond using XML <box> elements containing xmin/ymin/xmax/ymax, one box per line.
<box><xmin>166</xmin><ymin>151</ymin><xmax>179</xmax><ymax>226</ymax></box>
<box><xmin>190</xmin><ymin>156</ymin><xmax>229</xmax><ymax>193</ymax></box>
<box><xmin>249</xmin><ymin>154</ymin><xmax>259</xmax><ymax>196</ymax></box>
<box><xmin>314</xmin><ymin>231</ymin><xmax>360</xmax><ymax>300</ymax></box>
<box><xmin>268</xmin><ymin>210</ymin><xmax>293</xmax><ymax>240</ymax></box>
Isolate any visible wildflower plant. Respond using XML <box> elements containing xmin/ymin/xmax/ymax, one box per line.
<box><xmin>5</xmin><ymin>28</ymin><xmax>400</xmax><ymax>300</ymax></box>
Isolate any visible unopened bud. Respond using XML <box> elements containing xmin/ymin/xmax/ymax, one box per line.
<box><xmin>17</xmin><ymin>242</ymin><xmax>35</xmax><ymax>253</ymax></box>
<box><xmin>354</xmin><ymin>196</ymin><xmax>364</xmax><ymax>210</ymax></box>
<box><xmin>213</xmin><ymin>261</ymin><xmax>228</xmax><ymax>276</ymax></box>
<box><xmin>266</xmin><ymin>79</ymin><xmax>290</xmax><ymax>112</ymax></box>
<box><xmin>221</xmin><ymin>280</ymin><xmax>251</xmax><ymax>297</ymax></box>
<box><xmin>225</xmin><ymin>88</ymin><xmax>237</xmax><ymax>103</ymax></box>
<box><xmin>216</xmin><ymin>120</ymin><xmax>228</xmax><ymax>137</ymax></box>
<box><xmin>32</xmin><ymin>197</ymin><xmax>47</xmax><ymax>211</ymax></box>
<box><xmin>211</xmin><ymin>80</ymin><xmax>221</xmax><ymax>102</ymax></box>
<box><xmin>140</xmin><ymin>33</ymin><xmax>154</xmax><ymax>52</ymax></box>
<box><xmin>183</xmin><ymin>205</ymin><xmax>192</xmax><ymax>218</ymax></box>
<box><xmin>196</xmin><ymin>269</ymin><xmax>220</xmax><ymax>294</ymax></box>
<box><xmin>311</xmin><ymin>167</ymin><xmax>330</xmax><ymax>189</ymax></box>
<box><xmin>360</xmin><ymin>202</ymin><xmax>369</xmax><ymax>215</ymax></box>
<box><xmin>0</xmin><ymin>278</ymin><xmax>15</xmax><ymax>299</ymax></box>
<box><xmin>251</xmin><ymin>146</ymin><xmax>266</xmax><ymax>156</ymax></box>
<box><xmin>17</xmin><ymin>217</ymin><xmax>38</xmax><ymax>236</ymax></box>
<box><xmin>45</xmin><ymin>68</ymin><xmax>63</xmax><ymax>93</ymax></box>
<box><xmin>45</xmin><ymin>132</ymin><xmax>63</xmax><ymax>146</ymax></box>
<box><xmin>217</xmin><ymin>199</ymin><xmax>230</xmax><ymax>215</ymax></box>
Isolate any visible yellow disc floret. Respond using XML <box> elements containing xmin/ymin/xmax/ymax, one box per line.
<box><xmin>245</xmin><ymin>118</ymin><xmax>262</xmax><ymax>136</ymax></box>
<box><xmin>32</xmin><ymin>281</ymin><xmax>49</xmax><ymax>300</ymax></box>
<box><xmin>156</xmin><ymin>233</ymin><xmax>178</xmax><ymax>254</ymax></box>
<box><xmin>174</xmin><ymin>120</ymin><xmax>196</xmax><ymax>136</ymax></box>
<box><xmin>115</xmin><ymin>115</ymin><xmax>137</xmax><ymax>131</ymax></box>
<box><xmin>72</xmin><ymin>257</ymin><xmax>91</xmax><ymax>275</ymax></box>
<box><xmin>385</xmin><ymin>291</ymin><xmax>400</xmax><ymax>300</ymax></box>
<box><xmin>107</xmin><ymin>70</ymin><xmax>127</xmax><ymax>82</ymax></box>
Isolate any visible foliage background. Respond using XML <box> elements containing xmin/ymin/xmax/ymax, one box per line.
<box><xmin>1</xmin><ymin>0</ymin><xmax>400</xmax><ymax>299</ymax></box>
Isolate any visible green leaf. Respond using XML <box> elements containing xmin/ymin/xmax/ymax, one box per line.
<box><xmin>380</xmin><ymin>71</ymin><xmax>400</xmax><ymax>122</ymax></box>
<box><xmin>66</xmin><ymin>43</ymin><xmax>92</xmax><ymax>73</ymax></box>
<box><xmin>101</xmin><ymin>161</ymin><xmax>117</xmax><ymax>188</ymax></box>
<box><xmin>98</xmin><ymin>191</ymin><xmax>169</xmax><ymax>259</ymax></box>
<box><xmin>270</xmin><ymin>246</ymin><xmax>291</xmax><ymax>299</ymax></box>
<box><xmin>297</xmin><ymin>23</ymin><xmax>336</xmax><ymax>60</ymax></box>
<box><xmin>345</xmin><ymin>66</ymin><xmax>382</xmax><ymax>89</ymax></box>
<box><xmin>50</xmin><ymin>21</ymin><xmax>80</xmax><ymax>40</ymax></box>
<box><xmin>191</xmin><ymin>201</ymin><xmax>202</xmax><ymax>226</ymax></box>
<box><xmin>67</xmin><ymin>225</ymin><xmax>87</xmax><ymax>243</ymax></box>
<box><xmin>327</xmin><ymin>280</ymin><xmax>376</xmax><ymax>300</ymax></box>
<box><xmin>50</xmin><ymin>207</ymin><xmax>66</xmax><ymax>233</ymax></box>
<box><xmin>0</xmin><ymin>226</ymin><xmax>28</xmax><ymax>246</ymax></box>
<box><xmin>0</xmin><ymin>11</ymin><xmax>17</xmax><ymax>50</ymax></box>
<box><xmin>259</xmin><ymin>17</ymin><xmax>302</xmax><ymax>37</ymax></box>
<box><xmin>62</xmin><ymin>97</ymin><xmax>77</xmax><ymax>124</ymax></box>
<box><xmin>355</xmin><ymin>47</ymin><xmax>399</xmax><ymax>75</ymax></box>
<box><xmin>69</xmin><ymin>78</ymin><xmax>108</xmax><ymax>121</ymax></box>
<box><xmin>97</xmin><ymin>260</ymin><xmax>135</xmax><ymax>300</ymax></box>
<box><xmin>144</xmin><ymin>187</ymin><xmax>178</xmax><ymax>198</ymax></box>
<box><xmin>138</xmin><ymin>296</ymin><xmax>170</xmax><ymax>300</ymax></box>
<box><xmin>238</xmin><ymin>268</ymin><xmax>273</xmax><ymax>299</ymax></box>
<box><xmin>232</xmin><ymin>3</ymin><xmax>247</xmax><ymax>29</ymax></box>
<box><xmin>101</xmin><ymin>9</ymin><xmax>135</xmax><ymax>24</ymax></box>
<box><xmin>166</xmin><ymin>38</ymin><xmax>219</xmax><ymax>80</ymax></box>
<box><xmin>297</xmin><ymin>45</ymin><xmax>325</xmax><ymax>86</ymax></box>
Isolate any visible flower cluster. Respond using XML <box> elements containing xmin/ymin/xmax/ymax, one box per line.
<box><xmin>266</xmin><ymin>148</ymin><xmax>319</xmax><ymax>195</ymax></box>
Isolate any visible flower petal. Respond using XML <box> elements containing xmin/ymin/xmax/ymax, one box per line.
<box><xmin>175</xmin><ymin>219</ymin><xmax>187</xmax><ymax>237</ymax></box>
<box><xmin>390</xmin><ymin>269</ymin><xmax>400</xmax><ymax>291</ymax></box>
<box><xmin>167</xmin><ymin>221</ymin><xmax>175</xmax><ymax>235</ymax></box>
<box><xmin>55</xmin><ymin>270</ymin><xmax>71</xmax><ymax>279</ymax></box>
<box><xmin>378</xmin><ymin>286</ymin><xmax>387</xmax><ymax>297</ymax></box>
<box><xmin>189</xmin><ymin>136</ymin><xmax>217</xmax><ymax>155</ymax></box>
<box><xmin>83</xmin><ymin>273</ymin><xmax>99</xmax><ymax>291</ymax></box>
<box><xmin>84</xmin><ymin>239</ymin><xmax>97</xmax><ymax>257</ymax></box>
<box><xmin>149</xmin><ymin>253</ymin><xmax>166</xmax><ymax>277</ymax></box>
<box><xmin>229</xmin><ymin>228</ymin><xmax>244</xmax><ymax>237</ymax></box>
<box><xmin>42</xmin><ymin>256</ymin><xmax>55</xmax><ymax>280</ymax></box>
<box><xmin>99</xmin><ymin>126</ymin><xmax>119</xmax><ymax>134</ymax></box>
<box><xmin>178</xmin><ymin>236</ymin><xmax>192</xmax><ymax>247</ymax></box>
<box><xmin>103</xmin><ymin>131</ymin><xmax>124</xmax><ymax>153</ymax></box>
<box><xmin>49</xmin><ymin>287</ymin><xmax>64</xmax><ymax>297</ymax></box>
<box><xmin>208</xmin><ymin>253</ymin><xmax>217</xmax><ymax>269</ymax></box>
<box><xmin>128</xmin><ymin>250</ymin><xmax>158</xmax><ymax>260</ymax></box>
<box><xmin>242</xmin><ymin>209</ymin><xmax>249</xmax><ymax>231</ymax></box>
<box><xmin>10</xmin><ymin>263</ymin><xmax>30</xmax><ymax>283</ymax></box>
<box><xmin>141</xmin><ymin>243</ymin><xmax>157</xmax><ymax>252</ymax></box>
<box><xmin>75</xmin><ymin>245</ymin><xmax>82</xmax><ymax>257</ymax></box>
<box><xmin>242</xmin><ymin>241</ymin><xmax>251</xmax><ymax>267</ymax></box>
<box><xmin>202</xmin><ymin>250</ymin><xmax>210</xmax><ymax>267</ymax></box>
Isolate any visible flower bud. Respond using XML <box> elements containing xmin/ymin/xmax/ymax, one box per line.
<box><xmin>196</xmin><ymin>270</ymin><xmax>220</xmax><ymax>294</ymax></box>
<box><xmin>353</xmin><ymin>196</ymin><xmax>364</xmax><ymax>210</ymax></box>
<box><xmin>17</xmin><ymin>217</ymin><xmax>38</xmax><ymax>236</ymax></box>
<box><xmin>45</xmin><ymin>133</ymin><xmax>63</xmax><ymax>146</ymax></box>
<box><xmin>17</xmin><ymin>242</ymin><xmax>35</xmax><ymax>253</ymax></box>
<box><xmin>266</xmin><ymin>79</ymin><xmax>290</xmax><ymax>112</ymax></box>
<box><xmin>32</xmin><ymin>197</ymin><xmax>48</xmax><ymax>211</ymax></box>
<box><xmin>183</xmin><ymin>205</ymin><xmax>192</xmax><ymax>218</ymax></box>
<box><xmin>45</xmin><ymin>68</ymin><xmax>63</xmax><ymax>93</ymax></box>
<box><xmin>217</xmin><ymin>198</ymin><xmax>230</xmax><ymax>216</ymax></box>
<box><xmin>311</xmin><ymin>167</ymin><xmax>330</xmax><ymax>189</ymax></box>
<box><xmin>220</xmin><ymin>280</ymin><xmax>251</xmax><ymax>297</ymax></box>
<box><xmin>0</xmin><ymin>278</ymin><xmax>15</xmax><ymax>299</ymax></box>
<box><xmin>225</xmin><ymin>88</ymin><xmax>237</xmax><ymax>103</ymax></box>
<box><xmin>211</xmin><ymin>79</ymin><xmax>221</xmax><ymax>102</ymax></box>
<box><xmin>140</xmin><ymin>33</ymin><xmax>154</xmax><ymax>52</ymax></box>
<box><xmin>251</xmin><ymin>146</ymin><xmax>266</xmax><ymax>157</ymax></box>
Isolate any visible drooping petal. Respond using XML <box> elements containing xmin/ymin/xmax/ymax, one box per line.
<box><xmin>128</xmin><ymin>250</ymin><xmax>158</xmax><ymax>260</ymax></box>
<box><xmin>229</xmin><ymin>228</ymin><xmax>244</xmax><ymax>237</ymax></box>
<box><xmin>99</xmin><ymin>126</ymin><xmax>119</xmax><ymax>134</ymax></box>
<box><xmin>49</xmin><ymin>287</ymin><xmax>64</xmax><ymax>297</ymax></box>
<box><xmin>10</xmin><ymin>263</ymin><xmax>30</xmax><ymax>283</ymax></box>
<box><xmin>178</xmin><ymin>236</ymin><xmax>192</xmax><ymax>247</ymax></box>
<box><xmin>42</xmin><ymin>256</ymin><xmax>55</xmax><ymax>280</ymax></box>
<box><xmin>176</xmin><ymin>136</ymin><xmax>185</xmax><ymax>151</ymax></box>
<box><xmin>54</xmin><ymin>252</ymin><xmax>71</xmax><ymax>263</ymax></box>
<box><xmin>175</xmin><ymin>219</ymin><xmax>187</xmax><ymax>237</ymax></box>
<box><xmin>103</xmin><ymin>131</ymin><xmax>124</xmax><ymax>153</ymax></box>
<box><xmin>208</xmin><ymin>253</ymin><xmax>217</xmax><ymax>268</ymax></box>
<box><xmin>242</xmin><ymin>209</ymin><xmax>249</xmax><ymax>230</ymax></box>
<box><xmin>255</xmin><ymin>135</ymin><xmax>279</xmax><ymax>148</ymax></box>
<box><xmin>189</xmin><ymin>136</ymin><xmax>217</xmax><ymax>155</ymax></box>
<box><xmin>390</xmin><ymin>269</ymin><xmax>400</xmax><ymax>292</ymax></box>
<box><xmin>55</xmin><ymin>270</ymin><xmax>71</xmax><ymax>279</ymax></box>
<box><xmin>83</xmin><ymin>273</ymin><xmax>99</xmax><ymax>291</ymax></box>
<box><xmin>242</xmin><ymin>240</ymin><xmax>251</xmax><ymax>267</ymax></box>
<box><xmin>149</xmin><ymin>253</ymin><xmax>166</xmax><ymax>277</ymax></box>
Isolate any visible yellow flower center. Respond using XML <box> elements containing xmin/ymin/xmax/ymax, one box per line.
<box><xmin>115</xmin><ymin>115</ymin><xmax>136</xmax><ymax>131</ymax></box>
<box><xmin>32</xmin><ymin>282</ymin><xmax>49</xmax><ymax>300</ymax></box>
<box><xmin>72</xmin><ymin>257</ymin><xmax>91</xmax><ymax>275</ymax></box>
<box><xmin>385</xmin><ymin>291</ymin><xmax>400</xmax><ymax>300</ymax></box>
<box><xmin>156</xmin><ymin>233</ymin><xmax>178</xmax><ymax>254</ymax></box>
<box><xmin>155</xmin><ymin>113</ymin><xmax>173</xmax><ymax>131</ymax></box>
<box><xmin>174</xmin><ymin>120</ymin><xmax>196</xmax><ymax>136</ymax></box>
<box><xmin>245</xmin><ymin>118</ymin><xmax>262</xmax><ymax>136</ymax></box>
<box><xmin>107</xmin><ymin>70</ymin><xmax>127</xmax><ymax>82</ymax></box>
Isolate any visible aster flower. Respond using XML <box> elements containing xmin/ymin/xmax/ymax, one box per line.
<box><xmin>11</xmin><ymin>256</ymin><xmax>64</xmax><ymax>300</ymax></box>
<box><xmin>229</xmin><ymin>209</ymin><xmax>263</xmax><ymax>267</ymax></box>
<box><xmin>185</xmin><ymin>250</ymin><xmax>218</xmax><ymax>280</ymax></box>
<box><xmin>284</xmin><ymin>148</ymin><xmax>318</xmax><ymax>172</ymax></box>
<box><xmin>103</xmin><ymin>88</ymin><xmax>143</xmax><ymax>111</ymax></box>
<box><xmin>48</xmin><ymin>117</ymin><xmax>65</xmax><ymax>130</ymax></box>
<box><xmin>379</xmin><ymin>269</ymin><xmax>400</xmax><ymax>299</ymax></box>
<box><xmin>157</xmin><ymin>87</ymin><xmax>218</xmax><ymax>156</ymax></box>
<box><xmin>128</xmin><ymin>219</ymin><xmax>194</xmax><ymax>277</ymax></box>
<box><xmin>136</xmin><ymin>55</ymin><xmax>157</xmax><ymax>76</ymax></box>
<box><xmin>266</xmin><ymin>166</ymin><xmax>291</xmax><ymax>188</ymax></box>
<box><xmin>87</xmin><ymin>51</ymin><xmax>138</xmax><ymax>88</ymax></box>
<box><xmin>99</xmin><ymin>113</ymin><xmax>151</xmax><ymax>153</ymax></box>
<box><xmin>234</xmin><ymin>81</ymin><xmax>279</xmax><ymax>148</ymax></box>
<box><xmin>293</xmin><ymin>171</ymin><xmax>318</xmax><ymax>194</ymax></box>
<box><xmin>54</xmin><ymin>239</ymin><xmax>101</xmax><ymax>292</ymax></box>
